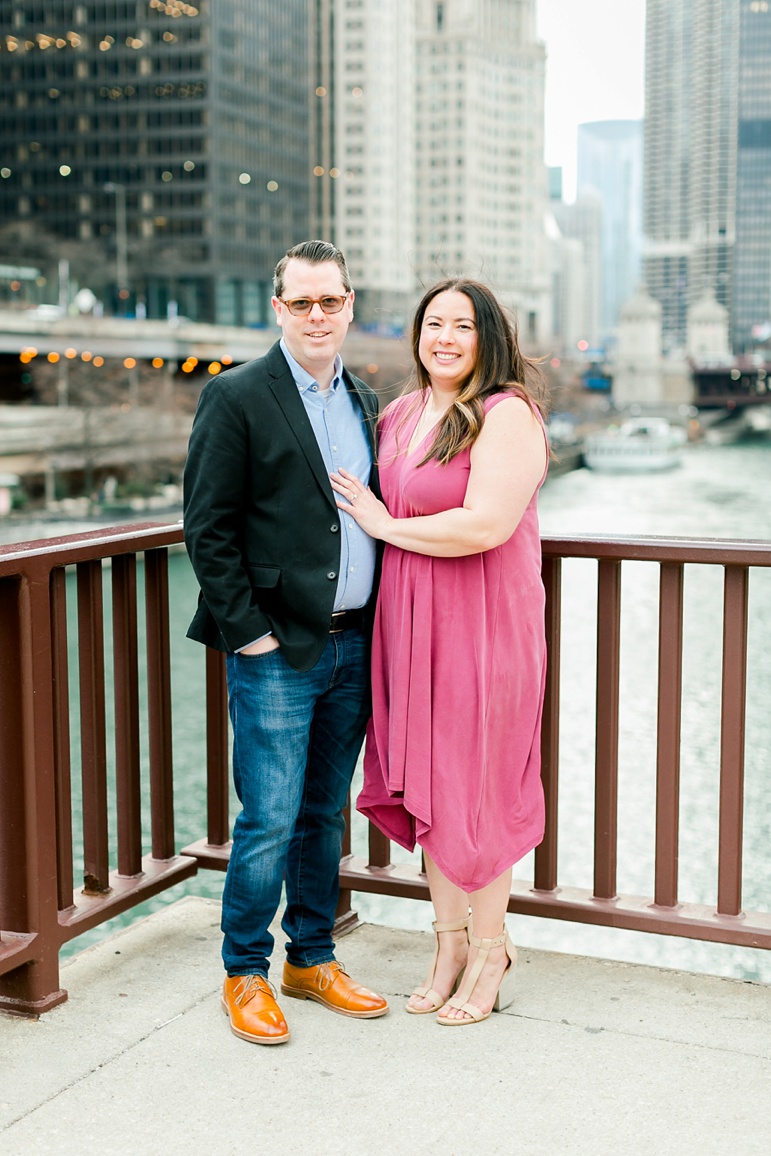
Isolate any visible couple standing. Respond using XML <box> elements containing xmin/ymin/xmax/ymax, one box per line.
<box><xmin>183</xmin><ymin>240</ymin><xmax>548</xmax><ymax>1046</ymax></box>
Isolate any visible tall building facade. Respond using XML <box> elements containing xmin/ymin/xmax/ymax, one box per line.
<box><xmin>644</xmin><ymin>0</ymin><xmax>738</xmax><ymax>353</ymax></box>
<box><xmin>311</xmin><ymin>0</ymin><xmax>416</xmax><ymax>327</ymax></box>
<box><xmin>0</xmin><ymin>1</ymin><xmax>311</xmax><ymax>324</ymax></box>
<box><xmin>732</xmin><ymin>0</ymin><xmax>771</xmax><ymax>352</ymax></box>
<box><xmin>577</xmin><ymin>120</ymin><xmax>643</xmax><ymax>343</ymax></box>
<box><xmin>551</xmin><ymin>191</ymin><xmax>603</xmax><ymax>349</ymax></box>
<box><xmin>414</xmin><ymin>0</ymin><xmax>550</xmax><ymax>346</ymax></box>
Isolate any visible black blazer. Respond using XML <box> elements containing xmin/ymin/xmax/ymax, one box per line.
<box><xmin>183</xmin><ymin>341</ymin><xmax>380</xmax><ymax>671</ymax></box>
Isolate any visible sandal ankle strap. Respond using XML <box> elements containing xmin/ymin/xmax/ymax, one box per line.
<box><xmin>432</xmin><ymin>916</ymin><xmax>469</xmax><ymax>934</ymax></box>
<box><xmin>468</xmin><ymin>929</ymin><xmax>507</xmax><ymax>950</ymax></box>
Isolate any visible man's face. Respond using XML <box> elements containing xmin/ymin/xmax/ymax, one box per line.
<box><xmin>271</xmin><ymin>259</ymin><xmax>354</xmax><ymax>374</ymax></box>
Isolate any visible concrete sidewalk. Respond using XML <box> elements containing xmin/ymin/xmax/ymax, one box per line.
<box><xmin>1</xmin><ymin>897</ymin><xmax>770</xmax><ymax>1156</ymax></box>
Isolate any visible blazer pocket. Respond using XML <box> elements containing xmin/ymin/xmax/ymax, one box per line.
<box><xmin>247</xmin><ymin>564</ymin><xmax>281</xmax><ymax>588</ymax></box>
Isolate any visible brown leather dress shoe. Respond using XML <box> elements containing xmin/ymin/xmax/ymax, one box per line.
<box><xmin>221</xmin><ymin>974</ymin><xmax>290</xmax><ymax>1045</ymax></box>
<box><xmin>281</xmin><ymin>960</ymin><xmax>388</xmax><ymax>1019</ymax></box>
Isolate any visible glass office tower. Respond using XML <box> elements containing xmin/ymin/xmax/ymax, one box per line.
<box><xmin>0</xmin><ymin>1</ymin><xmax>311</xmax><ymax>323</ymax></box>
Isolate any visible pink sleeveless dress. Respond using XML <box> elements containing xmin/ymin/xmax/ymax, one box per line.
<box><xmin>357</xmin><ymin>391</ymin><xmax>547</xmax><ymax>892</ymax></box>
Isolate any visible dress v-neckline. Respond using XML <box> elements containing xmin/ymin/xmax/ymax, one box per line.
<box><xmin>405</xmin><ymin>393</ymin><xmax>447</xmax><ymax>459</ymax></box>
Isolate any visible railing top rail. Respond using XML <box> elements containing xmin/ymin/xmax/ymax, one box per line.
<box><xmin>2</xmin><ymin>524</ymin><xmax>770</xmax><ymax>575</ymax></box>
<box><xmin>542</xmin><ymin>533</ymin><xmax>771</xmax><ymax>567</ymax></box>
<box><xmin>0</xmin><ymin>521</ymin><xmax>185</xmax><ymax>576</ymax></box>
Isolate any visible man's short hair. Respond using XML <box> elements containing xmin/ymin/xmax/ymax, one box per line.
<box><xmin>273</xmin><ymin>240</ymin><xmax>353</xmax><ymax>298</ymax></box>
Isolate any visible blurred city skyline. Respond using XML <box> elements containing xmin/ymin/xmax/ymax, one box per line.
<box><xmin>537</xmin><ymin>0</ymin><xmax>646</xmax><ymax>200</ymax></box>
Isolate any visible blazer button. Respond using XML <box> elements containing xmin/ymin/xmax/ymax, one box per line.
<box><xmin>327</xmin><ymin>571</ymin><xmax>336</xmax><ymax>580</ymax></box>
<box><xmin>330</xmin><ymin>523</ymin><xmax>339</xmax><ymax>532</ymax></box>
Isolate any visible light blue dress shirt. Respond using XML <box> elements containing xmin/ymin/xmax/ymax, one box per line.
<box><xmin>280</xmin><ymin>339</ymin><xmax>376</xmax><ymax>612</ymax></box>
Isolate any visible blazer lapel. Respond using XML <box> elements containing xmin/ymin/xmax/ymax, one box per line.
<box><xmin>343</xmin><ymin>370</ymin><xmax>378</xmax><ymax>459</ymax></box>
<box><xmin>266</xmin><ymin>347</ymin><xmax>337</xmax><ymax>509</ymax></box>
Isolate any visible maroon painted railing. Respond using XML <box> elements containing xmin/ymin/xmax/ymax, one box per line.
<box><xmin>337</xmin><ymin>536</ymin><xmax>771</xmax><ymax>948</ymax></box>
<box><xmin>0</xmin><ymin>524</ymin><xmax>196</xmax><ymax>1015</ymax></box>
<box><xmin>1</xmin><ymin>524</ymin><xmax>769</xmax><ymax>1017</ymax></box>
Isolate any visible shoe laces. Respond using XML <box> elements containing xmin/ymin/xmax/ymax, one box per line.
<box><xmin>234</xmin><ymin>974</ymin><xmax>275</xmax><ymax>1007</ymax></box>
<box><xmin>316</xmin><ymin>961</ymin><xmax>345</xmax><ymax>992</ymax></box>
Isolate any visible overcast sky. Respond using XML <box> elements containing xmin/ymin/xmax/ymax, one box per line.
<box><xmin>536</xmin><ymin>0</ymin><xmax>647</xmax><ymax>200</ymax></box>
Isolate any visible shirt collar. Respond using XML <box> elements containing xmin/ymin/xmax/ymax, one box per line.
<box><xmin>280</xmin><ymin>338</ymin><xmax>343</xmax><ymax>395</ymax></box>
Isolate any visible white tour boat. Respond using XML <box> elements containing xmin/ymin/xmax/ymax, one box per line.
<box><xmin>583</xmin><ymin>416</ymin><xmax>687</xmax><ymax>473</ymax></box>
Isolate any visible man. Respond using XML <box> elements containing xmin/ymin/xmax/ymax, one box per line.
<box><xmin>184</xmin><ymin>240</ymin><xmax>387</xmax><ymax>1045</ymax></box>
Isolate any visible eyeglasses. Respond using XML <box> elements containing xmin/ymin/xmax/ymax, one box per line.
<box><xmin>277</xmin><ymin>295</ymin><xmax>349</xmax><ymax>316</ymax></box>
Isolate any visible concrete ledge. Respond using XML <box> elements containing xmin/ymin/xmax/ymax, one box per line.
<box><xmin>1</xmin><ymin>897</ymin><xmax>770</xmax><ymax>1155</ymax></box>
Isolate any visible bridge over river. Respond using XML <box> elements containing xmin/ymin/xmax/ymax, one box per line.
<box><xmin>0</xmin><ymin>308</ymin><xmax>409</xmax><ymax>393</ymax></box>
<box><xmin>0</xmin><ymin>309</ymin><xmax>408</xmax><ymax>495</ymax></box>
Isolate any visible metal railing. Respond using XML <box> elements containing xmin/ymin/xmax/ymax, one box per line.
<box><xmin>338</xmin><ymin>536</ymin><xmax>771</xmax><ymax>948</ymax></box>
<box><xmin>0</xmin><ymin>524</ymin><xmax>196</xmax><ymax>1014</ymax></box>
<box><xmin>1</xmin><ymin>524</ymin><xmax>769</xmax><ymax>1016</ymax></box>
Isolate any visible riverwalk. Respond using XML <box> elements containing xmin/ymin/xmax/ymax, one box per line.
<box><xmin>1</xmin><ymin>897</ymin><xmax>769</xmax><ymax>1156</ymax></box>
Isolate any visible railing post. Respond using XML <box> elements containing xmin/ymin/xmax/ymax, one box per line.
<box><xmin>0</xmin><ymin>570</ymin><xmax>66</xmax><ymax>1014</ymax></box>
<box><xmin>113</xmin><ymin>554</ymin><xmax>143</xmax><ymax>878</ymax></box>
<box><xmin>335</xmin><ymin>800</ymin><xmax>360</xmax><ymax>938</ymax></box>
<box><xmin>205</xmin><ymin>647</ymin><xmax>230</xmax><ymax>847</ymax></box>
<box><xmin>717</xmin><ymin>565</ymin><xmax>749</xmax><ymax>917</ymax></box>
<box><xmin>535</xmin><ymin>554</ymin><xmax>561</xmax><ymax>892</ymax></box>
<box><xmin>655</xmin><ymin>562</ymin><xmax>684</xmax><ymax>908</ymax></box>
<box><xmin>50</xmin><ymin>567</ymin><xmax>74</xmax><ymax>912</ymax></box>
<box><xmin>77</xmin><ymin>559</ymin><xmax>111</xmax><ymax>895</ymax></box>
<box><xmin>594</xmin><ymin>558</ymin><xmax>621</xmax><ymax>900</ymax></box>
<box><xmin>145</xmin><ymin>548</ymin><xmax>175</xmax><ymax>860</ymax></box>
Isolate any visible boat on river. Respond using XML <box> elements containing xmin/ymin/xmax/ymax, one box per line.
<box><xmin>583</xmin><ymin>416</ymin><xmax>687</xmax><ymax>473</ymax></box>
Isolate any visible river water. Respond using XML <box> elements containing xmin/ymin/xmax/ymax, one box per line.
<box><xmin>6</xmin><ymin>438</ymin><xmax>771</xmax><ymax>982</ymax></box>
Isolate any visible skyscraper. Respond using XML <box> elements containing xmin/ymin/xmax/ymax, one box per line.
<box><xmin>577</xmin><ymin>120</ymin><xmax>643</xmax><ymax>343</ymax></box>
<box><xmin>644</xmin><ymin>0</ymin><xmax>738</xmax><ymax>353</ymax></box>
<box><xmin>732</xmin><ymin>0</ymin><xmax>771</xmax><ymax>352</ymax></box>
<box><xmin>0</xmin><ymin>1</ymin><xmax>311</xmax><ymax>324</ymax></box>
<box><xmin>414</xmin><ymin>0</ymin><xmax>549</xmax><ymax>345</ymax></box>
<box><xmin>552</xmin><ymin>190</ymin><xmax>603</xmax><ymax>349</ymax></box>
<box><xmin>311</xmin><ymin>0</ymin><xmax>416</xmax><ymax>327</ymax></box>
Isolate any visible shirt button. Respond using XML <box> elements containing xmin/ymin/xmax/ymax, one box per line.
<box><xmin>327</xmin><ymin>571</ymin><xmax>336</xmax><ymax>580</ymax></box>
<box><xmin>330</xmin><ymin>523</ymin><xmax>339</xmax><ymax>532</ymax></box>
<box><xmin>348</xmin><ymin>522</ymin><xmax>354</xmax><ymax>529</ymax></box>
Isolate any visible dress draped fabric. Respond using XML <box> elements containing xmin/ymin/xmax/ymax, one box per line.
<box><xmin>357</xmin><ymin>391</ymin><xmax>548</xmax><ymax>891</ymax></box>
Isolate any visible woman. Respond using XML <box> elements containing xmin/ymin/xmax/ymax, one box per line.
<box><xmin>330</xmin><ymin>278</ymin><xmax>548</xmax><ymax>1026</ymax></box>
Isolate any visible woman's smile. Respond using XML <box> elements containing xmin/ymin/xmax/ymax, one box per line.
<box><xmin>419</xmin><ymin>289</ymin><xmax>479</xmax><ymax>390</ymax></box>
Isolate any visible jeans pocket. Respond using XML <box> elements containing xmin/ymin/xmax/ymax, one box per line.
<box><xmin>237</xmin><ymin>646</ymin><xmax>282</xmax><ymax>662</ymax></box>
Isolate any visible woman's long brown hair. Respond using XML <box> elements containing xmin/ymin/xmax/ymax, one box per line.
<box><xmin>402</xmin><ymin>278</ymin><xmax>548</xmax><ymax>466</ymax></box>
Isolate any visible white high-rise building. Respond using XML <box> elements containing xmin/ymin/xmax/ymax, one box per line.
<box><xmin>644</xmin><ymin>0</ymin><xmax>738</xmax><ymax>353</ymax></box>
<box><xmin>414</xmin><ymin>0</ymin><xmax>550</xmax><ymax>346</ymax></box>
<box><xmin>311</xmin><ymin>0</ymin><xmax>417</xmax><ymax>327</ymax></box>
<box><xmin>553</xmin><ymin>191</ymin><xmax>603</xmax><ymax>349</ymax></box>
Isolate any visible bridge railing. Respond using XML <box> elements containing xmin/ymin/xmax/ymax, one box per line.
<box><xmin>337</xmin><ymin>536</ymin><xmax>771</xmax><ymax>948</ymax></box>
<box><xmin>0</xmin><ymin>524</ymin><xmax>196</xmax><ymax>1014</ymax></box>
<box><xmin>1</xmin><ymin>525</ymin><xmax>769</xmax><ymax>1016</ymax></box>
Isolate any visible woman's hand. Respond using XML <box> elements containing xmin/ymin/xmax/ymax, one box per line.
<box><xmin>330</xmin><ymin>468</ymin><xmax>394</xmax><ymax>540</ymax></box>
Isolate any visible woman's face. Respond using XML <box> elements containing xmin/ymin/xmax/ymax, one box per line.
<box><xmin>418</xmin><ymin>290</ymin><xmax>478</xmax><ymax>393</ymax></box>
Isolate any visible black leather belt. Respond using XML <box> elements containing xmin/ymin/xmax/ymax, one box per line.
<box><xmin>329</xmin><ymin>608</ymin><xmax>366</xmax><ymax>633</ymax></box>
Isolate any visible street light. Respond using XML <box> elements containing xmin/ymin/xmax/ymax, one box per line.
<box><xmin>104</xmin><ymin>181</ymin><xmax>128</xmax><ymax>306</ymax></box>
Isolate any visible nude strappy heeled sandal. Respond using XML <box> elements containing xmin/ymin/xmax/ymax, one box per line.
<box><xmin>405</xmin><ymin>915</ymin><xmax>469</xmax><ymax>1015</ymax></box>
<box><xmin>436</xmin><ymin>926</ymin><xmax>517</xmax><ymax>1026</ymax></box>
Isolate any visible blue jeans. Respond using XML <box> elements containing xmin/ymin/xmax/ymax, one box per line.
<box><xmin>222</xmin><ymin>629</ymin><xmax>370</xmax><ymax>978</ymax></box>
